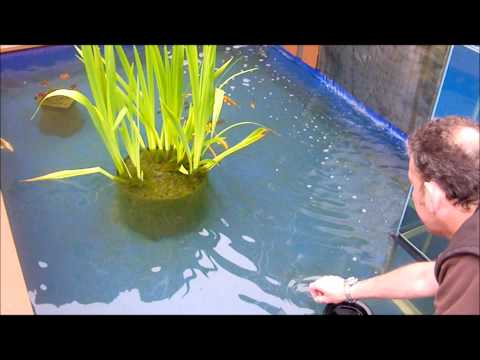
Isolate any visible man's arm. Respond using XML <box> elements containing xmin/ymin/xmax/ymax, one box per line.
<box><xmin>309</xmin><ymin>261</ymin><xmax>439</xmax><ymax>304</ymax></box>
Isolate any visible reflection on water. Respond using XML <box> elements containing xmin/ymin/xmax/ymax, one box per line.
<box><xmin>2</xmin><ymin>45</ymin><xmax>410</xmax><ymax>314</ymax></box>
<box><xmin>29</xmin><ymin>270</ymin><xmax>316</xmax><ymax>314</ymax></box>
<box><xmin>28</xmin><ymin>230</ymin><xmax>322</xmax><ymax>314</ymax></box>
<box><xmin>37</xmin><ymin>105</ymin><xmax>85</xmax><ymax>138</ymax></box>
<box><xmin>213</xmin><ymin>232</ymin><xmax>258</xmax><ymax>272</ymax></box>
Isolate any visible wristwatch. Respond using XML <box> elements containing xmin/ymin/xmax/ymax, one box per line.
<box><xmin>344</xmin><ymin>276</ymin><xmax>359</xmax><ymax>303</ymax></box>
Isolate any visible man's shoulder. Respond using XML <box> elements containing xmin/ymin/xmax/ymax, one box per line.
<box><xmin>434</xmin><ymin>254</ymin><xmax>479</xmax><ymax>314</ymax></box>
<box><xmin>435</xmin><ymin>250</ymin><xmax>479</xmax><ymax>283</ymax></box>
<box><xmin>451</xmin><ymin>208</ymin><xmax>479</xmax><ymax>250</ymax></box>
<box><xmin>434</xmin><ymin>210</ymin><xmax>479</xmax><ymax>281</ymax></box>
<box><xmin>440</xmin><ymin>254</ymin><xmax>479</xmax><ymax>273</ymax></box>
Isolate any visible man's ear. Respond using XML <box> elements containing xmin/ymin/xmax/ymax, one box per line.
<box><xmin>424</xmin><ymin>181</ymin><xmax>445</xmax><ymax>213</ymax></box>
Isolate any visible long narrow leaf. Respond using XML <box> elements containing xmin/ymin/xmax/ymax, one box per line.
<box><xmin>22</xmin><ymin>167</ymin><xmax>123</xmax><ymax>182</ymax></box>
<box><xmin>218</xmin><ymin>67</ymin><xmax>258</xmax><ymax>90</ymax></box>
<box><xmin>211</xmin><ymin>88</ymin><xmax>225</xmax><ymax>136</ymax></box>
<box><xmin>113</xmin><ymin>107</ymin><xmax>129</xmax><ymax>130</ymax></box>
<box><xmin>202</xmin><ymin>128</ymin><xmax>269</xmax><ymax>170</ymax></box>
<box><xmin>214</xmin><ymin>56</ymin><xmax>234</xmax><ymax>79</ymax></box>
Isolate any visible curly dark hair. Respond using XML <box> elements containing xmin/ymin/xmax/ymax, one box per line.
<box><xmin>408</xmin><ymin>116</ymin><xmax>479</xmax><ymax>209</ymax></box>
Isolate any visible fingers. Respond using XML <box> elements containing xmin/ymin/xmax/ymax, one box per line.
<box><xmin>309</xmin><ymin>278</ymin><xmax>328</xmax><ymax>302</ymax></box>
<box><xmin>309</xmin><ymin>278</ymin><xmax>323</xmax><ymax>289</ymax></box>
<box><xmin>309</xmin><ymin>275</ymin><xmax>344</xmax><ymax>304</ymax></box>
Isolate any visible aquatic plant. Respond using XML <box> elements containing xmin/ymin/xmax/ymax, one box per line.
<box><xmin>25</xmin><ymin>45</ymin><xmax>269</xmax><ymax>185</ymax></box>
<box><xmin>28</xmin><ymin>45</ymin><xmax>144</xmax><ymax>182</ymax></box>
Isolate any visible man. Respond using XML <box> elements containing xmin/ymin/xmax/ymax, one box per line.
<box><xmin>309</xmin><ymin>116</ymin><xmax>479</xmax><ymax>315</ymax></box>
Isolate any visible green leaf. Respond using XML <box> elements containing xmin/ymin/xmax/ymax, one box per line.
<box><xmin>162</xmin><ymin>101</ymin><xmax>192</xmax><ymax>168</ymax></box>
<box><xmin>214</xmin><ymin>56</ymin><xmax>234</xmax><ymax>79</ymax></box>
<box><xmin>178</xmin><ymin>165</ymin><xmax>189</xmax><ymax>175</ymax></box>
<box><xmin>22</xmin><ymin>167</ymin><xmax>123</xmax><ymax>182</ymax></box>
<box><xmin>34</xmin><ymin>88</ymin><xmax>126</xmax><ymax>176</ymax></box>
<box><xmin>113</xmin><ymin>107</ymin><xmax>129</xmax><ymax>130</ymax></box>
<box><xmin>215</xmin><ymin>121</ymin><xmax>268</xmax><ymax>138</ymax></box>
<box><xmin>205</xmin><ymin>127</ymin><xmax>270</xmax><ymax>170</ymax></box>
<box><xmin>218</xmin><ymin>67</ymin><xmax>258</xmax><ymax>90</ymax></box>
<box><xmin>210</xmin><ymin>88</ymin><xmax>225</xmax><ymax>136</ymax></box>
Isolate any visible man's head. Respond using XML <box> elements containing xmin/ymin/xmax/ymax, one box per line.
<box><xmin>407</xmin><ymin>116</ymin><xmax>479</xmax><ymax>236</ymax></box>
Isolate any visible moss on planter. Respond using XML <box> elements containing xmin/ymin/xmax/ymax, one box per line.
<box><xmin>114</xmin><ymin>149</ymin><xmax>210</xmax><ymax>239</ymax></box>
<box><xmin>117</xmin><ymin>149</ymin><xmax>207</xmax><ymax>201</ymax></box>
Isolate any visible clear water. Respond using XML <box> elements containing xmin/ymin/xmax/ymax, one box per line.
<box><xmin>0</xmin><ymin>45</ymin><xmax>409</xmax><ymax>314</ymax></box>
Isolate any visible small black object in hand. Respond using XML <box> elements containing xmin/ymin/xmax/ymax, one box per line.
<box><xmin>323</xmin><ymin>301</ymin><xmax>373</xmax><ymax>315</ymax></box>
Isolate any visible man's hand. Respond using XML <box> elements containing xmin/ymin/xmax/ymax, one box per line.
<box><xmin>308</xmin><ymin>262</ymin><xmax>438</xmax><ymax>305</ymax></box>
<box><xmin>309</xmin><ymin>276</ymin><xmax>346</xmax><ymax>304</ymax></box>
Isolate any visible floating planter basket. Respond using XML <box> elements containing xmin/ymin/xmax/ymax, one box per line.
<box><xmin>25</xmin><ymin>45</ymin><xmax>269</xmax><ymax>238</ymax></box>
<box><xmin>41</xmin><ymin>94</ymin><xmax>75</xmax><ymax>109</ymax></box>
